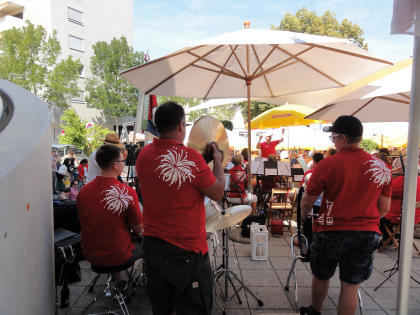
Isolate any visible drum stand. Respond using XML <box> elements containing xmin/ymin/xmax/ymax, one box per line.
<box><xmin>213</xmin><ymin>228</ymin><xmax>263</xmax><ymax>307</ymax></box>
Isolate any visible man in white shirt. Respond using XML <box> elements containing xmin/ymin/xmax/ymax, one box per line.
<box><xmin>86</xmin><ymin>133</ymin><xmax>126</xmax><ymax>183</ymax></box>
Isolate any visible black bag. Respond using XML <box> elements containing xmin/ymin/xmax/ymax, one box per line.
<box><xmin>55</xmin><ymin>244</ymin><xmax>82</xmax><ymax>285</ymax></box>
<box><xmin>241</xmin><ymin>213</ymin><xmax>266</xmax><ymax>238</ymax></box>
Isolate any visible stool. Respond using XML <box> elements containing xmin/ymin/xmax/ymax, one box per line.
<box><xmin>88</xmin><ymin>262</ymin><xmax>134</xmax><ymax>293</ymax></box>
<box><xmin>84</xmin><ymin>262</ymin><xmax>135</xmax><ymax>315</ymax></box>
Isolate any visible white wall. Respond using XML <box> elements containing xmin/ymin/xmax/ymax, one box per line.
<box><xmin>0</xmin><ymin>79</ymin><xmax>55</xmax><ymax>314</ymax></box>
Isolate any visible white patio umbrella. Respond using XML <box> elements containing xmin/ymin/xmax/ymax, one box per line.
<box><xmin>305</xmin><ymin>58</ymin><xmax>412</xmax><ymax>122</ymax></box>
<box><xmin>120</xmin><ymin>22</ymin><xmax>392</xmax><ymax>192</ymax></box>
<box><xmin>391</xmin><ymin>1</ymin><xmax>420</xmax><ymax>313</ymax></box>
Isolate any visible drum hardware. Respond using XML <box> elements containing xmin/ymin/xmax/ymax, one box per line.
<box><xmin>205</xmin><ymin>205</ymin><xmax>263</xmax><ymax>307</ymax></box>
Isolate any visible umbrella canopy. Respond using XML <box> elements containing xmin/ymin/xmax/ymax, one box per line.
<box><xmin>306</xmin><ymin>59</ymin><xmax>412</xmax><ymax>122</ymax></box>
<box><xmin>120</xmin><ymin>22</ymin><xmax>392</xmax><ymax>190</ymax></box>
<box><xmin>248</xmin><ymin>104</ymin><xmax>323</xmax><ymax>129</ymax></box>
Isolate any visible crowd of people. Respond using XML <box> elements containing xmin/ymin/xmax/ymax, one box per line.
<box><xmin>52</xmin><ymin>105</ymin><xmax>420</xmax><ymax>314</ymax></box>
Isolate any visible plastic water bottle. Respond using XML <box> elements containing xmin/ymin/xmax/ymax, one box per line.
<box><xmin>61</xmin><ymin>277</ymin><xmax>70</xmax><ymax>308</ymax></box>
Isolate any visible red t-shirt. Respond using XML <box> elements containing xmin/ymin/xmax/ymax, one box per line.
<box><xmin>260</xmin><ymin>140</ymin><xmax>280</xmax><ymax>158</ymax></box>
<box><xmin>227</xmin><ymin>165</ymin><xmax>247</xmax><ymax>199</ymax></box>
<box><xmin>300</xmin><ymin>169</ymin><xmax>314</xmax><ymax>187</ymax></box>
<box><xmin>136</xmin><ymin>138</ymin><xmax>216</xmax><ymax>254</ymax></box>
<box><xmin>306</xmin><ymin>148</ymin><xmax>392</xmax><ymax>233</ymax></box>
<box><xmin>385</xmin><ymin>175</ymin><xmax>420</xmax><ymax>224</ymax></box>
<box><xmin>77</xmin><ymin>176</ymin><xmax>142</xmax><ymax>266</ymax></box>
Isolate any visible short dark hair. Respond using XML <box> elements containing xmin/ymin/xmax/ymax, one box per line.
<box><xmin>63</xmin><ymin>158</ymin><xmax>72</xmax><ymax>166</ymax></box>
<box><xmin>327</xmin><ymin>148</ymin><xmax>338</xmax><ymax>156</ymax></box>
<box><xmin>95</xmin><ymin>144</ymin><xmax>121</xmax><ymax>170</ymax></box>
<box><xmin>345</xmin><ymin>135</ymin><xmax>363</xmax><ymax>144</ymax></box>
<box><xmin>313</xmin><ymin>153</ymin><xmax>324</xmax><ymax>164</ymax></box>
<box><xmin>80</xmin><ymin>158</ymin><xmax>88</xmax><ymax>164</ymax></box>
<box><xmin>240</xmin><ymin>148</ymin><xmax>249</xmax><ymax>161</ymax></box>
<box><xmin>154</xmin><ymin>101</ymin><xmax>185</xmax><ymax>135</ymax></box>
<box><xmin>379</xmin><ymin>148</ymin><xmax>391</xmax><ymax>156</ymax></box>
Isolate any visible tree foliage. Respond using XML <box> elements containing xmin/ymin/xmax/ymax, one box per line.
<box><xmin>0</xmin><ymin>20</ymin><xmax>81</xmax><ymax>107</ymax></box>
<box><xmin>157</xmin><ymin>96</ymin><xmax>204</xmax><ymax>122</ymax></box>
<box><xmin>85</xmin><ymin>36</ymin><xmax>144</xmax><ymax>124</ymax></box>
<box><xmin>59</xmin><ymin>109</ymin><xmax>111</xmax><ymax>156</ymax></box>
<box><xmin>239</xmin><ymin>101</ymin><xmax>278</xmax><ymax>120</ymax></box>
<box><xmin>360</xmin><ymin>139</ymin><xmax>379</xmax><ymax>153</ymax></box>
<box><xmin>271</xmin><ymin>6</ymin><xmax>368</xmax><ymax>50</ymax></box>
<box><xmin>221</xmin><ymin>120</ymin><xmax>233</xmax><ymax>131</ymax></box>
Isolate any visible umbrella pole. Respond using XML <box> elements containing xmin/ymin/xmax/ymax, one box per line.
<box><xmin>247</xmin><ymin>81</ymin><xmax>252</xmax><ymax>207</ymax></box>
<box><xmin>397</xmin><ymin>34</ymin><xmax>420</xmax><ymax>314</ymax></box>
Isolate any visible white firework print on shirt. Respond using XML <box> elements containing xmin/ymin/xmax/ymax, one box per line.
<box><xmin>364</xmin><ymin>158</ymin><xmax>392</xmax><ymax>187</ymax></box>
<box><xmin>156</xmin><ymin>148</ymin><xmax>197</xmax><ymax>189</ymax></box>
<box><xmin>101</xmin><ymin>185</ymin><xmax>133</xmax><ymax>215</ymax></box>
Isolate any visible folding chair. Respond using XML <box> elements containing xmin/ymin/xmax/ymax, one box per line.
<box><xmin>379</xmin><ymin>221</ymin><xmax>420</xmax><ymax>255</ymax></box>
<box><xmin>256</xmin><ymin>175</ymin><xmax>276</xmax><ymax>213</ymax></box>
<box><xmin>267</xmin><ymin>186</ymin><xmax>297</xmax><ymax>232</ymax></box>
<box><xmin>378</xmin><ymin>221</ymin><xmax>401</xmax><ymax>252</ymax></box>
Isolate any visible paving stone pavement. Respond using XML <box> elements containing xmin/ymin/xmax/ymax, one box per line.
<box><xmin>55</xmin><ymin>231</ymin><xmax>420</xmax><ymax>315</ymax></box>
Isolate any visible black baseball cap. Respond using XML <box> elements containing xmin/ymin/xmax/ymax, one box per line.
<box><xmin>323</xmin><ymin>115</ymin><xmax>363</xmax><ymax>137</ymax></box>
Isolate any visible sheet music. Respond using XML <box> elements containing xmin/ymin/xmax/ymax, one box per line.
<box><xmin>297</xmin><ymin>158</ymin><xmax>309</xmax><ymax>173</ymax></box>
<box><xmin>265</xmin><ymin>168</ymin><xmax>278</xmax><ymax>176</ymax></box>
<box><xmin>251</xmin><ymin>158</ymin><xmax>265</xmax><ymax>174</ymax></box>
<box><xmin>277</xmin><ymin>161</ymin><xmax>291</xmax><ymax>176</ymax></box>
<box><xmin>264</xmin><ymin>160</ymin><xmax>278</xmax><ymax>176</ymax></box>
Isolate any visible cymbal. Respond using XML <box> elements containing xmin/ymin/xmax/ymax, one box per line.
<box><xmin>187</xmin><ymin>116</ymin><xmax>229</xmax><ymax>170</ymax></box>
<box><xmin>205</xmin><ymin>205</ymin><xmax>252</xmax><ymax>232</ymax></box>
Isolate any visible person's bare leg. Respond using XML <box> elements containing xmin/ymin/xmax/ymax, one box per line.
<box><xmin>337</xmin><ymin>281</ymin><xmax>359</xmax><ymax>315</ymax></box>
<box><xmin>311</xmin><ymin>276</ymin><xmax>330</xmax><ymax>312</ymax></box>
<box><xmin>251</xmin><ymin>201</ymin><xmax>257</xmax><ymax>215</ymax></box>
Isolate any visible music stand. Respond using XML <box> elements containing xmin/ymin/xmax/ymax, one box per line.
<box><xmin>375</xmin><ymin>156</ymin><xmax>420</xmax><ymax>290</ymax></box>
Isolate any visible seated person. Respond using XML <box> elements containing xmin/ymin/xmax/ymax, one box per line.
<box><xmin>58</xmin><ymin>187</ymin><xmax>71</xmax><ymax>201</ymax></box>
<box><xmin>375</xmin><ymin>153</ymin><xmax>392</xmax><ymax>170</ymax></box>
<box><xmin>77</xmin><ymin>144</ymin><xmax>143</xmax><ymax>290</ymax></box>
<box><xmin>298</xmin><ymin>153</ymin><xmax>324</xmax><ymax>253</ymax></box>
<box><xmin>380</xmin><ymin>175</ymin><xmax>420</xmax><ymax>241</ymax></box>
<box><xmin>226</xmin><ymin>154</ymin><xmax>257</xmax><ymax>214</ymax></box>
<box><xmin>300</xmin><ymin>153</ymin><xmax>324</xmax><ymax>188</ymax></box>
<box><xmin>68</xmin><ymin>180</ymin><xmax>79</xmax><ymax>201</ymax></box>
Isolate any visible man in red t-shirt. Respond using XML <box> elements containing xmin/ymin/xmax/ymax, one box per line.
<box><xmin>299</xmin><ymin>116</ymin><xmax>392</xmax><ymax>315</ymax></box>
<box><xmin>136</xmin><ymin>101</ymin><xmax>225</xmax><ymax>314</ymax></box>
<box><xmin>77</xmin><ymin>144</ymin><xmax>143</xmax><ymax>290</ymax></box>
<box><xmin>256</xmin><ymin>131</ymin><xmax>284</xmax><ymax>158</ymax></box>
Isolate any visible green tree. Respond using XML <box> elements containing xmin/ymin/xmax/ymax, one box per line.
<box><xmin>59</xmin><ymin>109</ymin><xmax>111</xmax><ymax>156</ymax></box>
<box><xmin>0</xmin><ymin>21</ymin><xmax>81</xmax><ymax>107</ymax></box>
<box><xmin>239</xmin><ymin>101</ymin><xmax>278</xmax><ymax>120</ymax></box>
<box><xmin>221</xmin><ymin>120</ymin><xmax>233</xmax><ymax>131</ymax></box>
<box><xmin>360</xmin><ymin>139</ymin><xmax>379</xmax><ymax>153</ymax></box>
<box><xmin>271</xmin><ymin>6</ymin><xmax>368</xmax><ymax>49</ymax></box>
<box><xmin>85</xmin><ymin>36</ymin><xmax>144</xmax><ymax>126</ymax></box>
<box><xmin>157</xmin><ymin>96</ymin><xmax>204</xmax><ymax>122</ymax></box>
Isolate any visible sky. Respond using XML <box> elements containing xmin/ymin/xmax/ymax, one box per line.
<box><xmin>132</xmin><ymin>0</ymin><xmax>413</xmax><ymax>63</ymax></box>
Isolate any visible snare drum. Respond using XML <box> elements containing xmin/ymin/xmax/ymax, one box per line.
<box><xmin>205</xmin><ymin>197</ymin><xmax>222</xmax><ymax>219</ymax></box>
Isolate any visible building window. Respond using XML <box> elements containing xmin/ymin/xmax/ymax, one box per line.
<box><xmin>68</xmin><ymin>7</ymin><xmax>83</xmax><ymax>25</ymax></box>
<box><xmin>72</xmin><ymin>91</ymin><xmax>85</xmax><ymax>103</ymax></box>
<box><xmin>68</xmin><ymin>35</ymin><xmax>84</xmax><ymax>52</ymax></box>
<box><xmin>79</xmin><ymin>65</ymin><xmax>85</xmax><ymax>78</ymax></box>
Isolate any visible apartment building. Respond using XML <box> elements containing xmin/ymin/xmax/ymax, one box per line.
<box><xmin>0</xmin><ymin>0</ymin><xmax>135</xmax><ymax>141</ymax></box>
